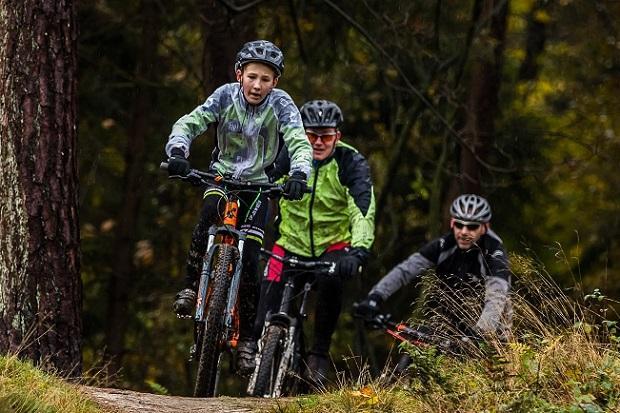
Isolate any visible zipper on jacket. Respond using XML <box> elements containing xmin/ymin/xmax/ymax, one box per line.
<box><xmin>309</xmin><ymin>164</ymin><xmax>320</xmax><ymax>258</ymax></box>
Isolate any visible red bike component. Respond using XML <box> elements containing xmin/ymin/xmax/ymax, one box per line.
<box><xmin>386</xmin><ymin>323</ymin><xmax>428</xmax><ymax>348</ymax></box>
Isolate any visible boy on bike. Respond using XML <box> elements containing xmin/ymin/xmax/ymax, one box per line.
<box><xmin>356</xmin><ymin>194</ymin><xmax>512</xmax><ymax>340</ymax></box>
<box><xmin>164</xmin><ymin>40</ymin><xmax>313</xmax><ymax>375</ymax></box>
<box><xmin>254</xmin><ymin>99</ymin><xmax>376</xmax><ymax>386</ymax></box>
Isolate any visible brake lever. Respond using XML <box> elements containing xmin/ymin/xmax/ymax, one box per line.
<box><xmin>327</xmin><ymin>262</ymin><xmax>336</xmax><ymax>274</ymax></box>
<box><xmin>368</xmin><ymin>313</ymin><xmax>391</xmax><ymax>330</ymax></box>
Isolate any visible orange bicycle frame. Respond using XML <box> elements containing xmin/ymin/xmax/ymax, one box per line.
<box><xmin>222</xmin><ymin>197</ymin><xmax>240</xmax><ymax>348</ymax></box>
<box><xmin>211</xmin><ymin>180</ymin><xmax>242</xmax><ymax>349</ymax></box>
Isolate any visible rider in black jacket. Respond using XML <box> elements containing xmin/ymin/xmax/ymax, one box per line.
<box><xmin>356</xmin><ymin>194</ymin><xmax>512</xmax><ymax>339</ymax></box>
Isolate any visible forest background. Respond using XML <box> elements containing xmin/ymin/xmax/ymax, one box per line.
<box><xmin>25</xmin><ymin>0</ymin><xmax>620</xmax><ymax>397</ymax></box>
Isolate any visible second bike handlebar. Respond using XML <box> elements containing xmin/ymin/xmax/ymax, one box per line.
<box><xmin>259</xmin><ymin>248</ymin><xmax>336</xmax><ymax>275</ymax></box>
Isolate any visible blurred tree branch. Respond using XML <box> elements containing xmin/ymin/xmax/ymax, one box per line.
<box><xmin>216</xmin><ymin>0</ymin><xmax>267</xmax><ymax>12</ymax></box>
<box><xmin>321</xmin><ymin>0</ymin><xmax>515</xmax><ymax>174</ymax></box>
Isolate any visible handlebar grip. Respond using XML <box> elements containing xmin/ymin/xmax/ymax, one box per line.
<box><xmin>160</xmin><ymin>161</ymin><xmax>169</xmax><ymax>170</ymax></box>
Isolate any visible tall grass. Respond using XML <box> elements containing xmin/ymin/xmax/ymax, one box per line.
<box><xmin>0</xmin><ymin>355</ymin><xmax>105</xmax><ymax>413</ymax></box>
<box><xmin>281</xmin><ymin>254</ymin><xmax>620</xmax><ymax>412</ymax></box>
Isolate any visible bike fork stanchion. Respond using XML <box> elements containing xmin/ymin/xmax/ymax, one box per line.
<box><xmin>247</xmin><ymin>355</ymin><xmax>260</xmax><ymax>394</ymax></box>
<box><xmin>195</xmin><ymin>228</ymin><xmax>218</xmax><ymax>323</ymax></box>
<box><xmin>272</xmin><ymin>323</ymin><xmax>296</xmax><ymax>397</ymax></box>
<box><xmin>225</xmin><ymin>236</ymin><xmax>245</xmax><ymax>335</ymax></box>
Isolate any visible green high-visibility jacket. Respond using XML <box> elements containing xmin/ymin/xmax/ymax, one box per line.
<box><xmin>276</xmin><ymin>141</ymin><xmax>376</xmax><ymax>258</ymax></box>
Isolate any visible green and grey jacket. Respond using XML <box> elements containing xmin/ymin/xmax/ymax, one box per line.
<box><xmin>166</xmin><ymin>83</ymin><xmax>312</xmax><ymax>183</ymax></box>
<box><xmin>274</xmin><ymin>141</ymin><xmax>376</xmax><ymax>259</ymax></box>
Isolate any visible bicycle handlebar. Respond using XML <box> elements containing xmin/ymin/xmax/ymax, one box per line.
<box><xmin>161</xmin><ymin>162</ymin><xmax>312</xmax><ymax>196</ymax></box>
<box><xmin>161</xmin><ymin>162</ymin><xmax>284</xmax><ymax>191</ymax></box>
<box><xmin>351</xmin><ymin>303</ymin><xmax>483</xmax><ymax>351</ymax></box>
<box><xmin>259</xmin><ymin>248</ymin><xmax>336</xmax><ymax>274</ymax></box>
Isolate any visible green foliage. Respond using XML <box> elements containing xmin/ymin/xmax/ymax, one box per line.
<box><xmin>144</xmin><ymin>379</ymin><xmax>169</xmax><ymax>395</ymax></box>
<box><xmin>398</xmin><ymin>342</ymin><xmax>451</xmax><ymax>392</ymax></box>
<box><xmin>0</xmin><ymin>356</ymin><xmax>104</xmax><ymax>413</ymax></box>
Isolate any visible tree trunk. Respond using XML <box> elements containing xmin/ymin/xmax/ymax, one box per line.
<box><xmin>519</xmin><ymin>0</ymin><xmax>549</xmax><ymax>81</ymax></box>
<box><xmin>0</xmin><ymin>0</ymin><xmax>81</xmax><ymax>375</ymax></box>
<box><xmin>103</xmin><ymin>0</ymin><xmax>160</xmax><ymax>376</ymax></box>
<box><xmin>452</xmin><ymin>0</ymin><xmax>509</xmax><ymax>196</ymax></box>
<box><xmin>200</xmin><ymin>1</ymin><xmax>256</xmax><ymax>94</ymax></box>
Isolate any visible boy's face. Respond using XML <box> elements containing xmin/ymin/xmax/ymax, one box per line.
<box><xmin>236</xmin><ymin>62</ymin><xmax>279</xmax><ymax>105</ymax></box>
<box><xmin>450</xmin><ymin>218</ymin><xmax>488</xmax><ymax>250</ymax></box>
<box><xmin>305</xmin><ymin>127</ymin><xmax>340</xmax><ymax>160</ymax></box>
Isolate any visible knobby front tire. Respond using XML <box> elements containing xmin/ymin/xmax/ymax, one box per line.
<box><xmin>252</xmin><ymin>324</ymin><xmax>286</xmax><ymax>397</ymax></box>
<box><xmin>193</xmin><ymin>244</ymin><xmax>237</xmax><ymax>397</ymax></box>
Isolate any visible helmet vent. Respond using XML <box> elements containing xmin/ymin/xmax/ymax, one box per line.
<box><xmin>299</xmin><ymin>100</ymin><xmax>343</xmax><ymax>128</ymax></box>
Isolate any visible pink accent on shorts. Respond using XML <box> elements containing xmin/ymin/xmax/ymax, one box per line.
<box><xmin>266</xmin><ymin>244</ymin><xmax>286</xmax><ymax>282</ymax></box>
<box><xmin>265</xmin><ymin>242</ymin><xmax>351</xmax><ymax>282</ymax></box>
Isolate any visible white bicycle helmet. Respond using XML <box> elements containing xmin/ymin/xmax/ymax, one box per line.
<box><xmin>450</xmin><ymin>194</ymin><xmax>492</xmax><ymax>223</ymax></box>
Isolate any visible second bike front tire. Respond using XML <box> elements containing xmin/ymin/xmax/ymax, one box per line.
<box><xmin>252</xmin><ymin>324</ymin><xmax>286</xmax><ymax>397</ymax></box>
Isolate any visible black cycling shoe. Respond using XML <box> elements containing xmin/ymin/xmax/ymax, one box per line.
<box><xmin>236</xmin><ymin>339</ymin><xmax>258</xmax><ymax>377</ymax></box>
<box><xmin>173</xmin><ymin>288</ymin><xmax>196</xmax><ymax>317</ymax></box>
<box><xmin>304</xmin><ymin>352</ymin><xmax>330</xmax><ymax>388</ymax></box>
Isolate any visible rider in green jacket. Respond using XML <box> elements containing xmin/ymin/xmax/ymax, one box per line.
<box><xmin>254</xmin><ymin>100</ymin><xmax>376</xmax><ymax>386</ymax></box>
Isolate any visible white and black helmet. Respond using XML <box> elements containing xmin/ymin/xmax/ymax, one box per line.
<box><xmin>450</xmin><ymin>194</ymin><xmax>492</xmax><ymax>223</ymax></box>
<box><xmin>235</xmin><ymin>40</ymin><xmax>284</xmax><ymax>76</ymax></box>
<box><xmin>299</xmin><ymin>100</ymin><xmax>343</xmax><ymax>128</ymax></box>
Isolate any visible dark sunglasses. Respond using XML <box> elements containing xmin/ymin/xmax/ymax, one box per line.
<box><xmin>306</xmin><ymin>131</ymin><xmax>337</xmax><ymax>144</ymax></box>
<box><xmin>453</xmin><ymin>220</ymin><xmax>481</xmax><ymax>231</ymax></box>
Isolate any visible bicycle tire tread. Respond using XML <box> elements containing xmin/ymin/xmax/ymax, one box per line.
<box><xmin>253</xmin><ymin>325</ymin><xmax>286</xmax><ymax>397</ymax></box>
<box><xmin>194</xmin><ymin>244</ymin><xmax>236</xmax><ymax>397</ymax></box>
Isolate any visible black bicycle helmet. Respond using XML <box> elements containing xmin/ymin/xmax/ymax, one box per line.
<box><xmin>235</xmin><ymin>40</ymin><xmax>284</xmax><ymax>76</ymax></box>
<box><xmin>299</xmin><ymin>100</ymin><xmax>343</xmax><ymax>128</ymax></box>
<box><xmin>450</xmin><ymin>194</ymin><xmax>492</xmax><ymax>223</ymax></box>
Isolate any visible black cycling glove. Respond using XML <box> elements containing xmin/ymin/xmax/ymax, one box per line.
<box><xmin>336</xmin><ymin>253</ymin><xmax>363</xmax><ymax>279</ymax></box>
<box><xmin>354</xmin><ymin>293</ymin><xmax>383</xmax><ymax>322</ymax></box>
<box><xmin>167</xmin><ymin>148</ymin><xmax>190</xmax><ymax>177</ymax></box>
<box><xmin>283</xmin><ymin>171</ymin><xmax>307</xmax><ymax>200</ymax></box>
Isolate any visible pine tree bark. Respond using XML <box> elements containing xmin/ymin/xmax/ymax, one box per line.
<box><xmin>453</xmin><ymin>0</ymin><xmax>509</xmax><ymax>195</ymax></box>
<box><xmin>0</xmin><ymin>0</ymin><xmax>81</xmax><ymax>375</ymax></box>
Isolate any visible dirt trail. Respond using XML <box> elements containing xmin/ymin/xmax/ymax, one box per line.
<box><xmin>81</xmin><ymin>386</ymin><xmax>293</xmax><ymax>413</ymax></box>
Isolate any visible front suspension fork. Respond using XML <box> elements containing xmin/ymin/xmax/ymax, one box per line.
<box><xmin>195</xmin><ymin>225</ymin><xmax>245</xmax><ymax>330</ymax></box>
